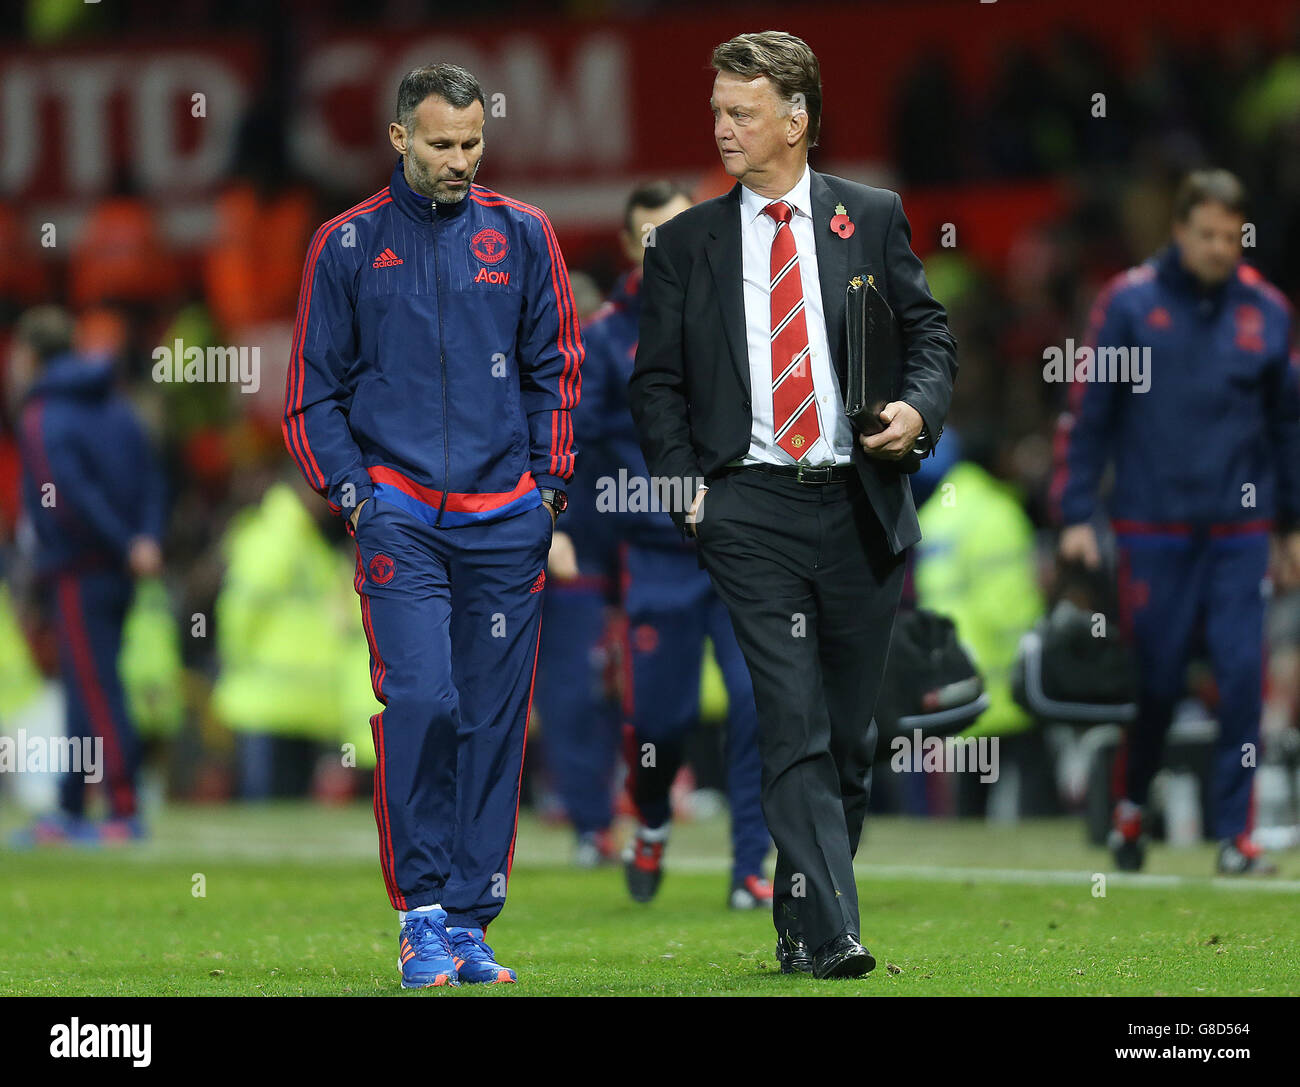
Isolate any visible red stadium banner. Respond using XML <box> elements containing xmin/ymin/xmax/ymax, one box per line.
<box><xmin>289</xmin><ymin>0</ymin><xmax>1300</xmax><ymax>193</ymax></box>
<box><xmin>0</xmin><ymin>35</ymin><xmax>262</xmax><ymax>202</ymax></box>
<box><xmin>0</xmin><ymin>0</ymin><xmax>1295</xmax><ymax>264</ymax></box>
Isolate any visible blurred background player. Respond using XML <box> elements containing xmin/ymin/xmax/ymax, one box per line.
<box><xmin>10</xmin><ymin>305</ymin><xmax>166</xmax><ymax>844</ymax></box>
<box><xmin>532</xmin><ymin>286</ymin><xmax>623</xmax><ymax>870</ymax></box>
<box><xmin>1053</xmin><ymin>169</ymin><xmax>1300</xmax><ymax>875</ymax></box>
<box><xmin>582</xmin><ymin>181</ymin><xmax>773</xmax><ymax>909</ymax></box>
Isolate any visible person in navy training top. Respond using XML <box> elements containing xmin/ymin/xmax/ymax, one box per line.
<box><xmin>532</xmin><ymin>318</ymin><xmax>623</xmax><ymax>871</ymax></box>
<box><xmin>10</xmin><ymin>305</ymin><xmax>165</xmax><ymax>846</ymax></box>
<box><xmin>581</xmin><ymin>181</ymin><xmax>772</xmax><ymax>909</ymax></box>
<box><xmin>1052</xmin><ymin>169</ymin><xmax>1300</xmax><ymax>876</ymax></box>
<box><xmin>284</xmin><ymin>65</ymin><xmax>582</xmax><ymax>987</ymax></box>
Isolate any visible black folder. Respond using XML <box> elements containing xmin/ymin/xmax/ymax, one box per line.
<box><xmin>845</xmin><ymin>273</ymin><xmax>921</xmax><ymax>474</ymax></box>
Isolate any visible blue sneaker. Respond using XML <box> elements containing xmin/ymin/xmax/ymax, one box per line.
<box><xmin>448</xmin><ymin>926</ymin><xmax>517</xmax><ymax>984</ymax></box>
<box><xmin>9</xmin><ymin>813</ymin><xmax>96</xmax><ymax>849</ymax></box>
<box><xmin>398</xmin><ymin>908</ymin><xmax>460</xmax><ymax>989</ymax></box>
<box><xmin>94</xmin><ymin>816</ymin><xmax>148</xmax><ymax>845</ymax></box>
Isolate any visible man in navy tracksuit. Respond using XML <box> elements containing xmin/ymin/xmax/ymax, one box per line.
<box><xmin>1052</xmin><ymin>170</ymin><xmax>1300</xmax><ymax>875</ymax></box>
<box><xmin>284</xmin><ymin>65</ymin><xmax>582</xmax><ymax>987</ymax></box>
<box><xmin>11</xmin><ymin>306</ymin><xmax>165</xmax><ymax>844</ymax></box>
<box><xmin>582</xmin><ymin>182</ymin><xmax>771</xmax><ymax>909</ymax></box>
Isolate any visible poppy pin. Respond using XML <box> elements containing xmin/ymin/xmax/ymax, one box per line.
<box><xmin>830</xmin><ymin>202</ymin><xmax>854</xmax><ymax>239</ymax></box>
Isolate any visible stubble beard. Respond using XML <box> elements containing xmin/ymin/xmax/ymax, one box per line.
<box><xmin>406</xmin><ymin>149</ymin><xmax>483</xmax><ymax>205</ymax></box>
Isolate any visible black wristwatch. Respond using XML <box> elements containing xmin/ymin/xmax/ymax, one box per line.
<box><xmin>913</xmin><ymin>423</ymin><xmax>940</xmax><ymax>456</ymax></box>
<box><xmin>539</xmin><ymin>488</ymin><xmax>568</xmax><ymax>517</ymax></box>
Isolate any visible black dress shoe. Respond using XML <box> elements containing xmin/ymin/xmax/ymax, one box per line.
<box><xmin>811</xmin><ymin>934</ymin><xmax>876</xmax><ymax>979</ymax></box>
<box><xmin>775</xmin><ymin>931</ymin><xmax>812</xmax><ymax>974</ymax></box>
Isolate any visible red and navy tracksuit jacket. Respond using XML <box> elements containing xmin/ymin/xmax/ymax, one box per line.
<box><xmin>16</xmin><ymin>355</ymin><xmax>166</xmax><ymax>819</ymax></box>
<box><xmin>284</xmin><ymin>158</ymin><xmax>580</xmax><ymax>527</ymax></box>
<box><xmin>1052</xmin><ymin>244</ymin><xmax>1300</xmax><ymax>531</ymax></box>
<box><xmin>18</xmin><ymin>356</ymin><xmax>166</xmax><ymax>575</ymax></box>
<box><xmin>1051</xmin><ymin>245</ymin><xmax>1300</xmax><ymax>838</ymax></box>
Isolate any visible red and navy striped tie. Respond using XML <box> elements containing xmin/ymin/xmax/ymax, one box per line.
<box><xmin>763</xmin><ymin>200</ymin><xmax>820</xmax><ymax>460</ymax></box>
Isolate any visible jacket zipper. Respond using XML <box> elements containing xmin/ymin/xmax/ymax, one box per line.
<box><xmin>431</xmin><ymin>202</ymin><xmax>451</xmax><ymax>529</ymax></box>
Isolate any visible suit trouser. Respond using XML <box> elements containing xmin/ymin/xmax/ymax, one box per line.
<box><xmin>695</xmin><ymin>469</ymin><xmax>905</xmax><ymax>953</ymax></box>
<box><xmin>1114</xmin><ymin>528</ymin><xmax>1269</xmax><ymax>840</ymax></box>
<box><xmin>352</xmin><ymin>495</ymin><xmax>552</xmax><ymax>927</ymax></box>
<box><xmin>53</xmin><ymin>570</ymin><xmax>140</xmax><ymax>819</ymax></box>
<box><xmin>622</xmin><ymin>543</ymin><xmax>771</xmax><ymax>882</ymax></box>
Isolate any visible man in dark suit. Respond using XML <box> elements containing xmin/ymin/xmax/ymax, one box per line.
<box><xmin>629</xmin><ymin>30</ymin><xmax>957</xmax><ymax>978</ymax></box>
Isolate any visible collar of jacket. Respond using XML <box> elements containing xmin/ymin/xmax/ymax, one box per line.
<box><xmin>388</xmin><ymin>157</ymin><xmax>473</xmax><ymax>225</ymax></box>
<box><xmin>26</xmin><ymin>352</ymin><xmax>114</xmax><ymax>403</ymax></box>
<box><xmin>612</xmin><ymin>266</ymin><xmax>642</xmax><ymax>310</ymax></box>
<box><xmin>1155</xmin><ymin>242</ymin><xmax>1235</xmax><ymax>304</ymax></box>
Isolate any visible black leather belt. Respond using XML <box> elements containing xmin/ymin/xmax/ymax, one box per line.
<box><xmin>729</xmin><ymin>462</ymin><xmax>856</xmax><ymax>485</ymax></box>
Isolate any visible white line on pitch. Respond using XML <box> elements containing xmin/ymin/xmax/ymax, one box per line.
<box><xmin>33</xmin><ymin>838</ymin><xmax>1300</xmax><ymax>892</ymax></box>
<box><xmin>653</xmin><ymin>856</ymin><xmax>1300</xmax><ymax>893</ymax></box>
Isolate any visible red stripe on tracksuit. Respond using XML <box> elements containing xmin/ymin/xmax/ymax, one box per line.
<box><xmin>471</xmin><ymin>190</ymin><xmax>580</xmax><ymax>473</ymax></box>
<box><xmin>358</xmin><ymin>586</ymin><xmax>403</xmax><ymax>909</ymax></box>
<box><xmin>613</xmin><ymin>543</ymin><xmax>645</xmax><ymax>821</ymax></box>
<box><xmin>1048</xmin><ymin>272</ymin><xmax>1138</xmax><ymax>525</ymax></box>
<box><xmin>56</xmin><ymin>574</ymin><xmax>133</xmax><ymax>816</ymax></box>
<box><xmin>284</xmin><ymin>189</ymin><xmax>392</xmax><ymax>498</ymax></box>
<box><xmin>1111</xmin><ymin>518</ymin><xmax>1274</xmax><ymax>537</ymax></box>
<box><xmin>286</xmin><ymin>187</ymin><xmax>391</xmax><ymax>485</ymax></box>
<box><xmin>21</xmin><ymin>403</ymin><xmax>81</xmax><ymax>536</ymax></box>
<box><xmin>367</xmin><ymin>465</ymin><xmax>537</xmax><ymax>514</ymax></box>
<box><xmin>1110</xmin><ymin>527</ymin><xmax>1133</xmax><ymax>804</ymax></box>
<box><xmin>505</xmin><ymin>617</ymin><xmax>545</xmax><ymax>881</ymax></box>
<box><xmin>470</xmin><ymin>189</ymin><xmax>581</xmax><ymax>480</ymax></box>
<box><xmin>20</xmin><ymin>404</ymin><xmax>52</xmax><ymax>510</ymax></box>
<box><xmin>614</xmin><ymin>592</ymin><xmax>647</xmax><ymax>824</ymax></box>
<box><xmin>470</xmin><ymin>190</ymin><xmax>582</xmax><ymax>411</ymax></box>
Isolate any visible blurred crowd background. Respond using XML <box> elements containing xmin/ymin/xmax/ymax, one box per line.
<box><xmin>2</xmin><ymin>0</ymin><xmax>1299</xmax><ymax>839</ymax></box>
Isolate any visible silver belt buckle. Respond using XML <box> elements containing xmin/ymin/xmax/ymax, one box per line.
<box><xmin>795</xmin><ymin>464</ymin><xmax>832</xmax><ymax>484</ymax></box>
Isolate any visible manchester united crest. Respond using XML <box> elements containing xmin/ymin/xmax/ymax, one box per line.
<box><xmin>470</xmin><ymin>228</ymin><xmax>509</xmax><ymax>265</ymax></box>
<box><xmin>368</xmin><ymin>552</ymin><xmax>396</xmax><ymax>585</ymax></box>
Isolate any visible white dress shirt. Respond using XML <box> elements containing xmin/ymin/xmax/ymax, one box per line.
<box><xmin>735</xmin><ymin>165</ymin><xmax>854</xmax><ymax>467</ymax></box>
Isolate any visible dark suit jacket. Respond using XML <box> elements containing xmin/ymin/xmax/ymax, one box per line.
<box><xmin>628</xmin><ymin>169</ymin><xmax>957</xmax><ymax>554</ymax></box>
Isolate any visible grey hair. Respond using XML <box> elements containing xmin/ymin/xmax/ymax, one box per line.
<box><xmin>395</xmin><ymin>63</ymin><xmax>486</xmax><ymax>132</ymax></box>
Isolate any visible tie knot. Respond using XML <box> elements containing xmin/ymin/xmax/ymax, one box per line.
<box><xmin>763</xmin><ymin>201</ymin><xmax>793</xmax><ymax>225</ymax></box>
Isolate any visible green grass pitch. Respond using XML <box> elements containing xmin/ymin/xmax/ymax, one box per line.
<box><xmin>1</xmin><ymin>805</ymin><xmax>1298</xmax><ymax>996</ymax></box>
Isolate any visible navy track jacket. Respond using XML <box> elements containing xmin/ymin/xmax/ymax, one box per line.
<box><xmin>17</xmin><ymin>354</ymin><xmax>166</xmax><ymax>576</ymax></box>
<box><xmin>578</xmin><ymin>268</ymin><xmax>685</xmax><ymax>551</ymax></box>
<box><xmin>1052</xmin><ymin>245</ymin><xmax>1300</xmax><ymax>531</ymax></box>
<box><xmin>284</xmin><ymin>160</ymin><xmax>582</xmax><ymax>528</ymax></box>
